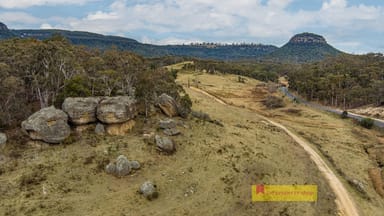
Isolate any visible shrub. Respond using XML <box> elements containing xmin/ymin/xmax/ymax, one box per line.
<box><xmin>178</xmin><ymin>94</ymin><xmax>192</xmax><ymax>118</ymax></box>
<box><xmin>341</xmin><ymin>111</ymin><xmax>348</xmax><ymax>119</ymax></box>
<box><xmin>359</xmin><ymin>118</ymin><xmax>374</xmax><ymax>129</ymax></box>
<box><xmin>263</xmin><ymin>95</ymin><xmax>285</xmax><ymax>109</ymax></box>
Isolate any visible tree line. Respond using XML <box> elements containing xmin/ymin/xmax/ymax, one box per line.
<box><xmin>288</xmin><ymin>53</ymin><xmax>384</xmax><ymax>108</ymax></box>
<box><xmin>0</xmin><ymin>36</ymin><xmax>190</xmax><ymax>128</ymax></box>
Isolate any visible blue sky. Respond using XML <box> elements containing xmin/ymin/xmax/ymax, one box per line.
<box><xmin>0</xmin><ymin>0</ymin><xmax>383</xmax><ymax>54</ymax></box>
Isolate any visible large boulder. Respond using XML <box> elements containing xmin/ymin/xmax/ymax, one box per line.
<box><xmin>21</xmin><ymin>106</ymin><xmax>70</xmax><ymax>144</ymax></box>
<box><xmin>0</xmin><ymin>132</ymin><xmax>6</xmax><ymax>146</ymax></box>
<box><xmin>62</xmin><ymin>97</ymin><xmax>101</xmax><ymax>125</ymax></box>
<box><xmin>157</xmin><ymin>94</ymin><xmax>178</xmax><ymax>117</ymax></box>
<box><xmin>97</xmin><ymin>96</ymin><xmax>137</xmax><ymax>124</ymax></box>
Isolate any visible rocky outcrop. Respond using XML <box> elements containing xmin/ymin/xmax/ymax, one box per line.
<box><xmin>0</xmin><ymin>132</ymin><xmax>6</xmax><ymax>146</ymax></box>
<box><xmin>97</xmin><ymin>96</ymin><xmax>137</xmax><ymax>124</ymax></box>
<box><xmin>21</xmin><ymin>106</ymin><xmax>70</xmax><ymax>144</ymax></box>
<box><xmin>155</xmin><ymin>135</ymin><xmax>175</xmax><ymax>153</ymax></box>
<box><xmin>139</xmin><ymin>181</ymin><xmax>158</xmax><ymax>200</ymax></box>
<box><xmin>105</xmin><ymin>120</ymin><xmax>135</xmax><ymax>136</ymax></box>
<box><xmin>289</xmin><ymin>32</ymin><xmax>327</xmax><ymax>44</ymax></box>
<box><xmin>157</xmin><ymin>94</ymin><xmax>178</xmax><ymax>117</ymax></box>
<box><xmin>62</xmin><ymin>97</ymin><xmax>101</xmax><ymax>125</ymax></box>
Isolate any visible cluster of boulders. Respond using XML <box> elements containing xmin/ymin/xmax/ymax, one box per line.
<box><xmin>20</xmin><ymin>93</ymin><xmax>184</xmax><ymax>144</ymax></box>
<box><xmin>105</xmin><ymin>155</ymin><xmax>141</xmax><ymax>177</ymax></box>
<box><xmin>21</xmin><ymin>96</ymin><xmax>137</xmax><ymax>144</ymax></box>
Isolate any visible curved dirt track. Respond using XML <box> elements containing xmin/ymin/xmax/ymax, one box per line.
<box><xmin>189</xmin><ymin>86</ymin><xmax>360</xmax><ymax>216</ymax></box>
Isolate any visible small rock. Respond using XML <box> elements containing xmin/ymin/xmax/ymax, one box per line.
<box><xmin>159</xmin><ymin>119</ymin><xmax>176</xmax><ymax>129</ymax></box>
<box><xmin>105</xmin><ymin>163</ymin><xmax>116</xmax><ymax>174</ymax></box>
<box><xmin>351</xmin><ymin>179</ymin><xmax>366</xmax><ymax>194</ymax></box>
<box><xmin>143</xmin><ymin>132</ymin><xmax>155</xmax><ymax>145</ymax></box>
<box><xmin>129</xmin><ymin>161</ymin><xmax>141</xmax><ymax>170</ymax></box>
<box><xmin>163</xmin><ymin>128</ymin><xmax>181</xmax><ymax>136</ymax></box>
<box><xmin>0</xmin><ymin>132</ymin><xmax>7</xmax><ymax>146</ymax></box>
<box><xmin>139</xmin><ymin>181</ymin><xmax>158</xmax><ymax>200</ymax></box>
<box><xmin>115</xmin><ymin>155</ymin><xmax>131</xmax><ymax>177</ymax></box>
<box><xmin>95</xmin><ymin>123</ymin><xmax>105</xmax><ymax>135</ymax></box>
<box><xmin>155</xmin><ymin>135</ymin><xmax>175</xmax><ymax>153</ymax></box>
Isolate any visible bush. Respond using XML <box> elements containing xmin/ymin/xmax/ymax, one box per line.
<box><xmin>263</xmin><ymin>95</ymin><xmax>285</xmax><ymax>109</ymax></box>
<box><xmin>177</xmin><ymin>94</ymin><xmax>192</xmax><ymax>118</ymax></box>
<box><xmin>341</xmin><ymin>110</ymin><xmax>348</xmax><ymax>119</ymax></box>
<box><xmin>359</xmin><ymin>118</ymin><xmax>374</xmax><ymax>129</ymax></box>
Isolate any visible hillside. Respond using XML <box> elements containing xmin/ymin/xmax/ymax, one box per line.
<box><xmin>0</xmin><ymin>22</ymin><xmax>346</xmax><ymax>62</ymax></box>
<box><xmin>264</xmin><ymin>33</ymin><xmax>343</xmax><ymax>63</ymax></box>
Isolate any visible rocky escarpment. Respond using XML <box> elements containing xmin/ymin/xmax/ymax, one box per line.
<box><xmin>288</xmin><ymin>32</ymin><xmax>327</xmax><ymax>44</ymax></box>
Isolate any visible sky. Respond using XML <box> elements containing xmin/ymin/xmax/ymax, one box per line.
<box><xmin>0</xmin><ymin>0</ymin><xmax>383</xmax><ymax>54</ymax></box>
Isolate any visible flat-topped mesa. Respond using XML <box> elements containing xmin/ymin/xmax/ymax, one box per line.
<box><xmin>0</xmin><ymin>22</ymin><xmax>9</xmax><ymax>31</ymax></box>
<box><xmin>288</xmin><ymin>33</ymin><xmax>327</xmax><ymax>44</ymax></box>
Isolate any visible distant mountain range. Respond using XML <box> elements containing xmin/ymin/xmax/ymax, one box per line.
<box><xmin>0</xmin><ymin>22</ymin><xmax>343</xmax><ymax>63</ymax></box>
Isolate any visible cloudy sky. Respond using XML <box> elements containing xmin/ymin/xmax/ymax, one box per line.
<box><xmin>0</xmin><ymin>0</ymin><xmax>383</xmax><ymax>54</ymax></box>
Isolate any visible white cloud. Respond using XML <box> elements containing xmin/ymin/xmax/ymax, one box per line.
<box><xmin>40</xmin><ymin>23</ymin><xmax>53</xmax><ymax>29</ymax></box>
<box><xmin>0</xmin><ymin>12</ymin><xmax>41</xmax><ymax>24</ymax></box>
<box><xmin>321</xmin><ymin>0</ymin><xmax>347</xmax><ymax>10</ymax></box>
<box><xmin>86</xmin><ymin>11</ymin><xmax>118</xmax><ymax>21</ymax></box>
<box><xmin>0</xmin><ymin>0</ymin><xmax>96</xmax><ymax>9</ymax></box>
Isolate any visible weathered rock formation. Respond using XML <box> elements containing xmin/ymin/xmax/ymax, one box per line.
<box><xmin>62</xmin><ymin>97</ymin><xmax>101</xmax><ymax>125</ymax></box>
<box><xmin>97</xmin><ymin>96</ymin><xmax>137</xmax><ymax>124</ymax></box>
<box><xmin>157</xmin><ymin>94</ymin><xmax>178</xmax><ymax>117</ymax></box>
<box><xmin>21</xmin><ymin>106</ymin><xmax>70</xmax><ymax>144</ymax></box>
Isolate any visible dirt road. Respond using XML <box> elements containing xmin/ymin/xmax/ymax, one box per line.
<box><xmin>190</xmin><ymin>86</ymin><xmax>360</xmax><ymax>216</ymax></box>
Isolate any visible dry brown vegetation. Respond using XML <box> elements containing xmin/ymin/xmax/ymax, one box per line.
<box><xmin>177</xmin><ymin>69</ymin><xmax>384</xmax><ymax>215</ymax></box>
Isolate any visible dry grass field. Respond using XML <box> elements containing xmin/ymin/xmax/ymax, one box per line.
<box><xmin>0</xmin><ymin>64</ymin><xmax>383</xmax><ymax>215</ymax></box>
<box><xmin>177</xmin><ymin>69</ymin><xmax>384</xmax><ymax>216</ymax></box>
